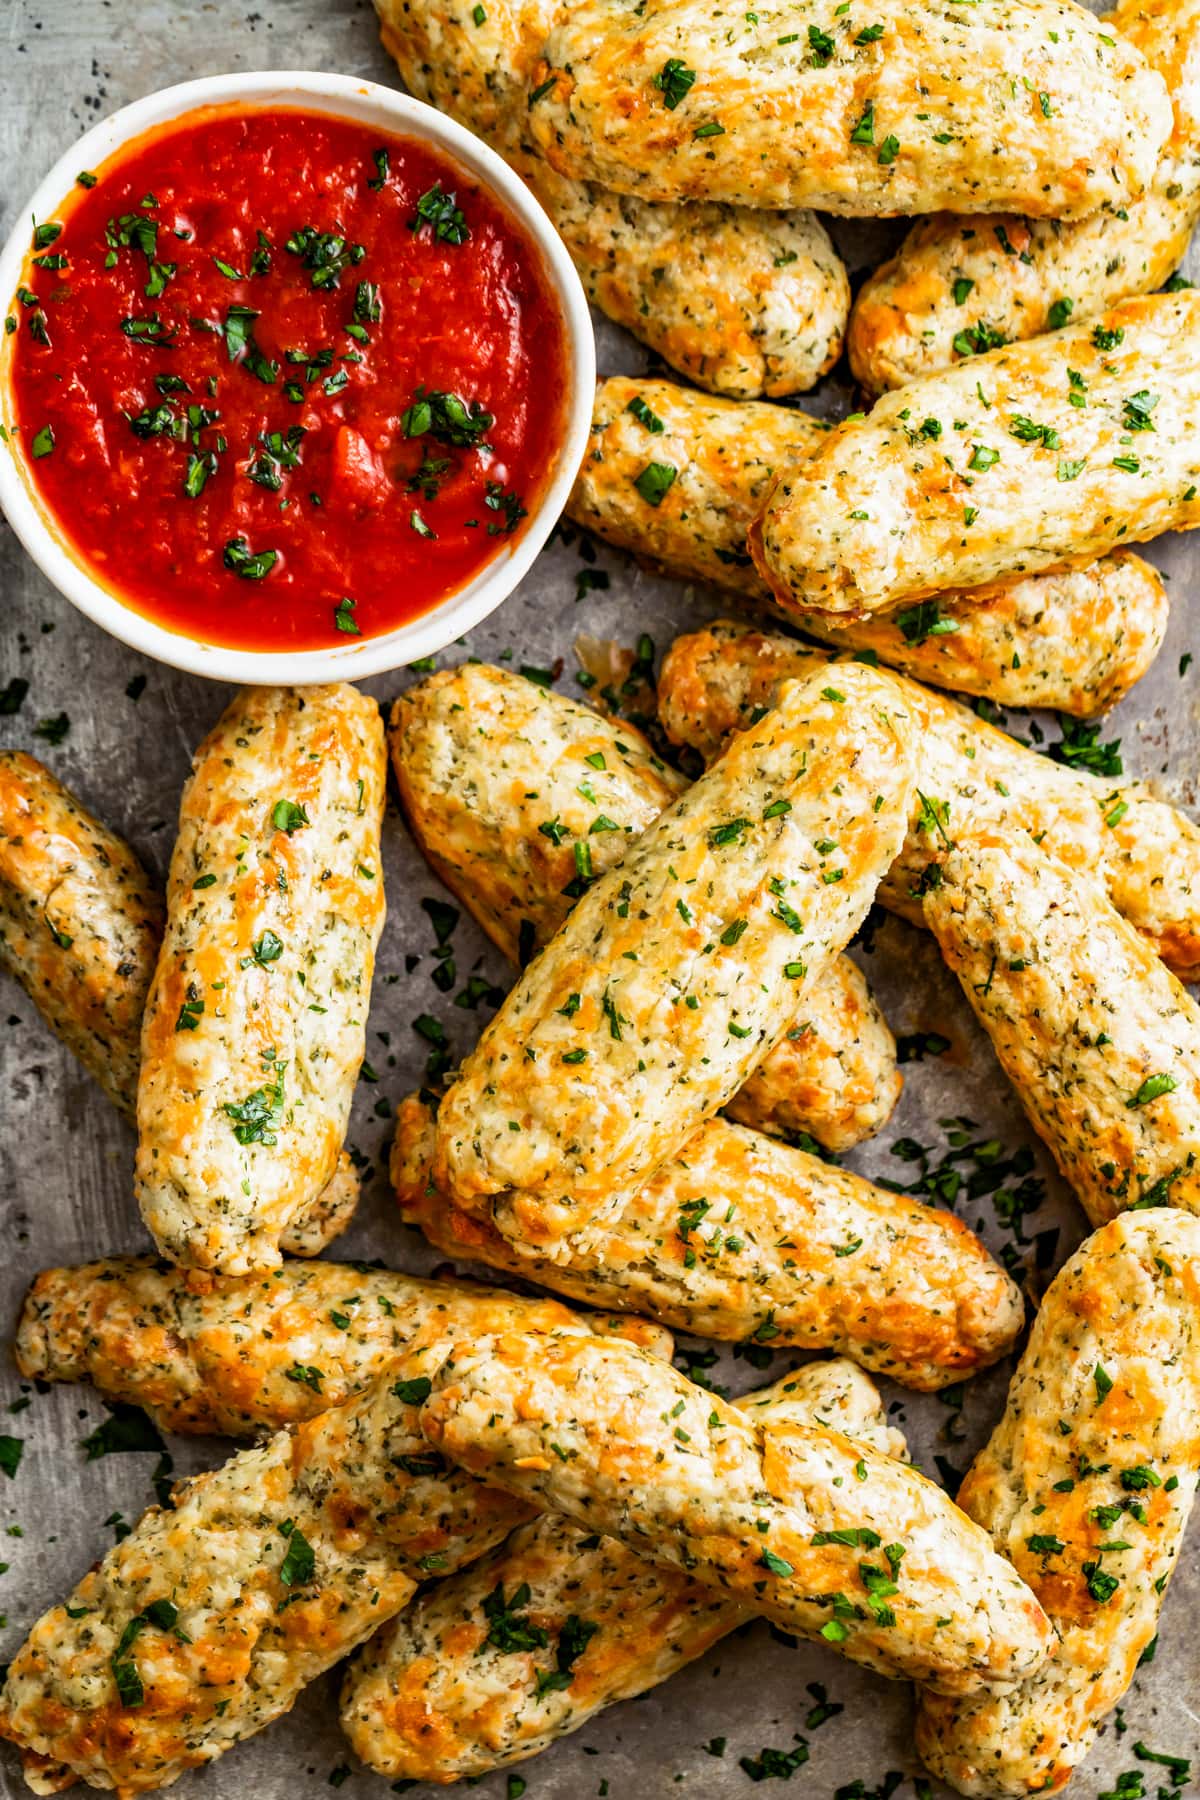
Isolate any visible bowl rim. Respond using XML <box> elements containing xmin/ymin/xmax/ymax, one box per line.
<box><xmin>0</xmin><ymin>71</ymin><xmax>595</xmax><ymax>684</ymax></box>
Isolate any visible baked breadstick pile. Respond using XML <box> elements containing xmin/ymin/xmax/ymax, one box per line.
<box><xmin>3</xmin><ymin>0</ymin><xmax>1200</xmax><ymax>1789</ymax></box>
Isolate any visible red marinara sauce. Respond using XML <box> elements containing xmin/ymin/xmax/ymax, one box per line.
<box><xmin>6</xmin><ymin>107</ymin><xmax>569</xmax><ymax>649</ymax></box>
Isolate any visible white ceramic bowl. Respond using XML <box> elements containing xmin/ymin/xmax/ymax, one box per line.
<box><xmin>0</xmin><ymin>72</ymin><xmax>595</xmax><ymax>684</ymax></box>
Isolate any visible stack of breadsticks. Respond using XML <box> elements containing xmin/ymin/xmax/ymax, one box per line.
<box><xmin>2</xmin><ymin>0</ymin><xmax>1200</xmax><ymax>1789</ymax></box>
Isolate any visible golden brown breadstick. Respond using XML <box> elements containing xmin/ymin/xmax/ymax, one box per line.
<box><xmin>0</xmin><ymin>1361</ymin><xmax>501</xmax><ymax>1797</ymax></box>
<box><xmin>755</xmin><ymin>294</ymin><xmax>1200</xmax><ymax>619</ymax></box>
<box><xmin>848</xmin><ymin>0</ymin><xmax>1200</xmax><ymax>392</ymax></box>
<box><xmin>15</xmin><ymin>1255</ymin><xmax>671</xmax><ymax>1436</ymax></box>
<box><xmin>418</xmin><ymin>1328</ymin><xmax>1054</xmax><ymax>1693</ymax></box>
<box><xmin>435</xmin><ymin>663</ymin><xmax>918</xmax><ymax>1243</ymax></box>
<box><xmin>136</xmin><ymin>686</ymin><xmax>386</xmax><ymax>1275</ymax></box>
<box><xmin>0</xmin><ymin>751</ymin><xmax>363</xmax><ymax>1259</ymax></box>
<box><xmin>393</xmin><ymin>1091</ymin><xmax>1026</xmax><ymax>1390</ymax></box>
<box><xmin>391</xmin><ymin>659</ymin><xmax>901</xmax><ymax>1151</ymax></box>
<box><xmin>916</xmin><ymin>1209</ymin><xmax>1200</xmax><ymax>1797</ymax></box>
<box><xmin>340</xmin><ymin>1361</ymin><xmax>908</xmax><ymax>1782</ymax></box>
<box><xmin>924</xmin><ymin>833</ymin><xmax>1200</xmax><ymax>1223</ymax></box>
<box><xmin>0</xmin><ymin>749</ymin><xmax>162</xmax><ymax>1119</ymax></box>
<box><xmin>657</xmin><ymin>620</ymin><xmax>1200</xmax><ymax>981</ymax></box>
<box><xmin>373</xmin><ymin>0</ymin><xmax>849</xmax><ymax>394</ymax></box>
<box><xmin>568</xmin><ymin>376</ymin><xmax>1169</xmax><ymax>716</ymax></box>
<box><xmin>525</xmin><ymin>0</ymin><xmax>1171</xmax><ymax>218</ymax></box>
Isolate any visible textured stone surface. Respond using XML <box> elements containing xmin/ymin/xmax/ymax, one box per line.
<box><xmin>0</xmin><ymin>3</ymin><xmax>1197</xmax><ymax>1794</ymax></box>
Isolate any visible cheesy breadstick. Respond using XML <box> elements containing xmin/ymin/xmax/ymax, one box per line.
<box><xmin>916</xmin><ymin>1209</ymin><xmax>1200</xmax><ymax>1797</ymax></box>
<box><xmin>755</xmin><ymin>293</ymin><xmax>1200</xmax><ymax>619</ymax></box>
<box><xmin>135</xmin><ymin>686</ymin><xmax>386</xmax><ymax>1275</ymax></box>
<box><xmin>15</xmin><ymin>1255</ymin><xmax>671</xmax><ymax>1436</ymax></box>
<box><xmin>417</xmin><ymin>1328</ymin><xmax>1054</xmax><ymax>1692</ymax></box>
<box><xmin>340</xmin><ymin>1360</ymin><xmax>908</xmax><ymax>1782</ymax></box>
<box><xmin>0</xmin><ymin>751</ymin><xmax>364</xmax><ymax>1258</ymax></box>
<box><xmin>568</xmin><ymin>376</ymin><xmax>1169</xmax><ymax>716</ymax></box>
<box><xmin>657</xmin><ymin>621</ymin><xmax>1200</xmax><ymax>980</ymax></box>
<box><xmin>435</xmin><ymin>663</ymin><xmax>917</xmax><ymax>1241</ymax></box>
<box><xmin>924</xmin><ymin>833</ymin><xmax>1200</xmax><ymax>1223</ymax></box>
<box><xmin>848</xmin><ymin>0</ymin><xmax>1200</xmax><ymax>392</ymax></box>
<box><xmin>525</xmin><ymin>0</ymin><xmax>1171</xmax><ymax>218</ymax></box>
<box><xmin>394</xmin><ymin>1092</ymin><xmax>1026</xmax><ymax>1390</ymax></box>
<box><xmin>391</xmin><ymin>660</ymin><xmax>901</xmax><ymax>1151</ymax></box>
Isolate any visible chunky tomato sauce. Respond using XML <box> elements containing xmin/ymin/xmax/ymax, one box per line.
<box><xmin>7</xmin><ymin>107</ymin><xmax>569</xmax><ymax>649</ymax></box>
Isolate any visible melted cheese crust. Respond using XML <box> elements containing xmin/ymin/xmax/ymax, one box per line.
<box><xmin>434</xmin><ymin>664</ymin><xmax>917</xmax><ymax>1240</ymax></box>
<box><xmin>341</xmin><ymin>1360</ymin><xmax>907</xmax><ymax>1782</ymax></box>
<box><xmin>916</xmin><ymin>1210</ymin><xmax>1200</xmax><ymax>1796</ymax></box>
<box><xmin>418</xmin><ymin>1329</ymin><xmax>1053</xmax><ymax>1692</ymax></box>
<box><xmin>394</xmin><ymin>1092</ymin><xmax>1024</xmax><ymax>1390</ymax></box>
<box><xmin>657</xmin><ymin>621</ymin><xmax>1200</xmax><ymax>979</ymax></box>
<box><xmin>756</xmin><ymin>293</ymin><xmax>1200</xmax><ymax>618</ymax></box>
<box><xmin>391</xmin><ymin>660</ymin><xmax>900</xmax><ymax>1152</ymax></box>
<box><xmin>848</xmin><ymin>0</ymin><xmax>1200</xmax><ymax>391</ymax></box>
<box><xmin>526</xmin><ymin>0</ymin><xmax>1170</xmax><ymax>217</ymax></box>
<box><xmin>135</xmin><ymin>686</ymin><xmax>386</xmax><ymax>1274</ymax></box>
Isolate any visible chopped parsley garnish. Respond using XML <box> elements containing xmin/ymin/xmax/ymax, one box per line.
<box><xmin>533</xmin><ymin>1613</ymin><xmax>600</xmax><ymax>1695</ymax></box>
<box><xmin>633</xmin><ymin>461</ymin><xmax>678</xmax><ymax>506</ymax></box>
<box><xmin>808</xmin><ymin>23</ymin><xmax>836</xmax><ymax>61</ymax></box>
<box><xmin>849</xmin><ymin>101</ymin><xmax>875</xmax><ymax>144</ymax></box>
<box><xmin>1127</xmin><ymin>1073</ymin><xmax>1178</xmax><ymax>1108</ymax></box>
<box><xmin>175</xmin><ymin>982</ymin><xmax>205</xmax><ymax>1031</ymax></box>
<box><xmin>272</xmin><ymin>799</ymin><xmax>310</xmax><ymax>834</ymax></box>
<box><xmin>627</xmin><ymin>395</ymin><xmax>665</xmax><ymax>433</ymax></box>
<box><xmin>761</xmin><ymin>1547</ymin><xmax>794</xmax><ymax>1576</ymax></box>
<box><xmin>1009</xmin><ymin>415</ymin><xmax>1060</xmax><ymax>449</ymax></box>
<box><xmin>1047</xmin><ymin>715</ymin><xmax>1122</xmax><ymax>777</ymax></box>
<box><xmin>485</xmin><ymin>482</ymin><xmax>527</xmax><ymax>534</ymax></box>
<box><xmin>483</xmin><ymin>1581</ymin><xmax>549</xmax><ymax>1654</ymax></box>
<box><xmin>223</xmin><ymin>1055</ymin><xmax>286</xmax><ymax>1146</ymax></box>
<box><xmin>740</xmin><ymin>1740</ymin><xmax>809</xmax><ymax>1781</ymax></box>
<box><xmin>221</xmin><ymin>305</ymin><xmax>278</xmax><ymax>382</ymax></box>
<box><xmin>285</xmin><ymin>224</ymin><xmax>366</xmax><ymax>289</ymax></box>
<box><xmin>410</xmin><ymin>183</ymin><xmax>470</xmax><ymax>246</ymax></box>
<box><xmin>895</xmin><ymin>600</ymin><xmax>959</xmax><ymax>644</ymax></box>
<box><xmin>286</xmin><ymin>1364</ymin><xmax>325</xmax><ymax>1392</ymax></box>
<box><xmin>653</xmin><ymin>56</ymin><xmax>697</xmax><ymax>108</ymax></box>
<box><xmin>334</xmin><ymin>596</ymin><xmax>361</xmax><ymax>635</ymax></box>
<box><xmin>1122</xmin><ymin>390</ymin><xmax>1159</xmax><ymax>432</ymax></box>
<box><xmin>111</xmin><ymin>1598</ymin><xmax>189</xmax><ymax>1709</ymax></box>
<box><xmin>248</xmin><ymin>425</ymin><xmax>305</xmax><ymax>491</ymax></box>
<box><xmin>709</xmin><ymin>816</ymin><xmax>751</xmax><ymax>847</ymax></box>
<box><xmin>1083</xmin><ymin>1559</ymin><xmax>1120</xmax><ymax>1604</ymax></box>
<box><xmin>278</xmin><ymin>1520</ymin><xmax>316</xmax><ymax>1586</ymax></box>
<box><xmin>223</xmin><ymin>536</ymin><xmax>279</xmax><ymax>580</ymax></box>
<box><xmin>402</xmin><ymin>388</ymin><xmax>493</xmax><ymax>447</ymax></box>
<box><xmin>952</xmin><ymin>320</ymin><xmax>1007</xmax><ymax>357</ymax></box>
